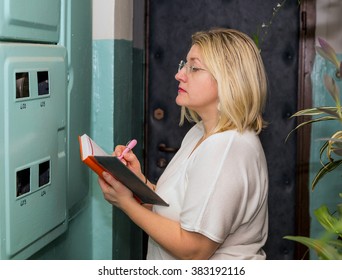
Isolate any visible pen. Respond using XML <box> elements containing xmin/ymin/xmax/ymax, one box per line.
<box><xmin>118</xmin><ymin>139</ymin><xmax>137</xmax><ymax>160</ymax></box>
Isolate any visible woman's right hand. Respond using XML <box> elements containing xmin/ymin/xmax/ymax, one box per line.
<box><xmin>114</xmin><ymin>145</ymin><xmax>145</xmax><ymax>182</ymax></box>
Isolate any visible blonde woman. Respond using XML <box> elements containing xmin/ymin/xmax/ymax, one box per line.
<box><xmin>98</xmin><ymin>28</ymin><xmax>269</xmax><ymax>260</ymax></box>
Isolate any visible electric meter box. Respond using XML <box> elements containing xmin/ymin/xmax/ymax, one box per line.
<box><xmin>0</xmin><ymin>0</ymin><xmax>60</xmax><ymax>43</ymax></box>
<box><xmin>0</xmin><ymin>43</ymin><xmax>68</xmax><ymax>259</ymax></box>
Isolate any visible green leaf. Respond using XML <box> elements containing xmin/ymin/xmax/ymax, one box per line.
<box><xmin>253</xmin><ymin>34</ymin><xmax>260</xmax><ymax>49</ymax></box>
<box><xmin>317</xmin><ymin>38</ymin><xmax>340</xmax><ymax>68</ymax></box>
<box><xmin>314</xmin><ymin>205</ymin><xmax>342</xmax><ymax>237</ymax></box>
<box><xmin>284</xmin><ymin>235</ymin><xmax>342</xmax><ymax>259</ymax></box>
<box><xmin>285</xmin><ymin>116</ymin><xmax>338</xmax><ymax>142</ymax></box>
<box><xmin>332</xmin><ymin>148</ymin><xmax>342</xmax><ymax>156</ymax></box>
<box><xmin>330</xmin><ymin>132</ymin><xmax>342</xmax><ymax>156</ymax></box>
<box><xmin>312</xmin><ymin>159</ymin><xmax>342</xmax><ymax>190</ymax></box>
<box><xmin>326</xmin><ymin>239</ymin><xmax>342</xmax><ymax>251</ymax></box>
<box><xmin>291</xmin><ymin>107</ymin><xmax>338</xmax><ymax>117</ymax></box>
<box><xmin>330</xmin><ymin>140</ymin><xmax>342</xmax><ymax>156</ymax></box>
<box><xmin>318</xmin><ymin>140</ymin><xmax>329</xmax><ymax>164</ymax></box>
<box><xmin>319</xmin><ymin>133</ymin><xmax>342</xmax><ymax>158</ymax></box>
<box><xmin>338</xmin><ymin>202</ymin><xmax>342</xmax><ymax>215</ymax></box>
<box><xmin>317</xmin><ymin>107</ymin><xmax>341</xmax><ymax>119</ymax></box>
<box><xmin>324</xmin><ymin>75</ymin><xmax>340</xmax><ymax>105</ymax></box>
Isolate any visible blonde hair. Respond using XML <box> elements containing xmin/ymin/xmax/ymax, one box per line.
<box><xmin>180</xmin><ymin>28</ymin><xmax>268</xmax><ymax>134</ymax></box>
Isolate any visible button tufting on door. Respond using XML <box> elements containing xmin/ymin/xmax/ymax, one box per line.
<box><xmin>158</xmin><ymin>143</ymin><xmax>179</xmax><ymax>153</ymax></box>
<box><xmin>153</xmin><ymin>108</ymin><xmax>164</xmax><ymax>120</ymax></box>
<box><xmin>156</xmin><ymin>158</ymin><xmax>168</xmax><ymax>168</ymax></box>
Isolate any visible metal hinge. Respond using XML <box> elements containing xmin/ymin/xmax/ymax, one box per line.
<box><xmin>301</xmin><ymin>11</ymin><xmax>307</xmax><ymax>34</ymax></box>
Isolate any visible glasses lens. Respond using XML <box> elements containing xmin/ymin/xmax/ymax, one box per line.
<box><xmin>178</xmin><ymin>60</ymin><xmax>185</xmax><ymax>72</ymax></box>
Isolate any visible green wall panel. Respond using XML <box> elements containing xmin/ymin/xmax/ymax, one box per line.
<box><xmin>112</xmin><ymin>39</ymin><xmax>145</xmax><ymax>260</ymax></box>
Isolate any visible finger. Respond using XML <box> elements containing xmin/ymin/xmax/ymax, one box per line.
<box><xmin>122</xmin><ymin>151</ymin><xmax>135</xmax><ymax>161</ymax></box>
<box><xmin>98</xmin><ymin>177</ymin><xmax>115</xmax><ymax>203</ymax></box>
<box><xmin>98</xmin><ymin>176</ymin><xmax>107</xmax><ymax>188</ymax></box>
<box><xmin>98</xmin><ymin>176</ymin><xmax>114</xmax><ymax>193</ymax></box>
<box><xmin>102</xmin><ymin>171</ymin><xmax>118</xmax><ymax>187</ymax></box>
<box><xmin>123</xmin><ymin>152</ymin><xmax>141</xmax><ymax>170</ymax></box>
<box><xmin>113</xmin><ymin>145</ymin><xmax>126</xmax><ymax>157</ymax></box>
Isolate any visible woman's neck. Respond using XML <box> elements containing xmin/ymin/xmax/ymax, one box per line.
<box><xmin>200</xmin><ymin>114</ymin><xmax>219</xmax><ymax>138</ymax></box>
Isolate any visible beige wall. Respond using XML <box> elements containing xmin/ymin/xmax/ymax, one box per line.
<box><xmin>115</xmin><ymin>0</ymin><xmax>133</xmax><ymax>40</ymax></box>
<box><xmin>316</xmin><ymin>0</ymin><xmax>342</xmax><ymax>52</ymax></box>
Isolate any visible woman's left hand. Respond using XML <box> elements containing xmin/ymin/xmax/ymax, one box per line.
<box><xmin>98</xmin><ymin>172</ymin><xmax>137</xmax><ymax>209</ymax></box>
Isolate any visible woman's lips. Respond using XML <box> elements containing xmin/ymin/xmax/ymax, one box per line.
<box><xmin>178</xmin><ymin>87</ymin><xmax>187</xmax><ymax>93</ymax></box>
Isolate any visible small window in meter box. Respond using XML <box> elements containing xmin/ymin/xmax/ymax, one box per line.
<box><xmin>39</xmin><ymin>160</ymin><xmax>50</xmax><ymax>187</ymax></box>
<box><xmin>37</xmin><ymin>71</ymin><xmax>49</xmax><ymax>96</ymax></box>
<box><xmin>16</xmin><ymin>72</ymin><xmax>30</xmax><ymax>98</ymax></box>
<box><xmin>16</xmin><ymin>168</ymin><xmax>30</xmax><ymax>197</ymax></box>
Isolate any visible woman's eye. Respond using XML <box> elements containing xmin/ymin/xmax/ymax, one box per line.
<box><xmin>190</xmin><ymin>66</ymin><xmax>200</xmax><ymax>72</ymax></box>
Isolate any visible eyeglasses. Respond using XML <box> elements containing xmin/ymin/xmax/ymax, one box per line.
<box><xmin>178</xmin><ymin>60</ymin><xmax>207</xmax><ymax>74</ymax></box>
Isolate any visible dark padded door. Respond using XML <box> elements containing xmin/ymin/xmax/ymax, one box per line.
<box><xmin>146</xmin><ymin>0</ymin><xmax>300</xmax><ymax>260</ymax></box>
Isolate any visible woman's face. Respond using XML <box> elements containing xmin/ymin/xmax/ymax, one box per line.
<box><xmin>175</xmin><ymin>44</ymin><xmax>218</xmax><ymax>118</ymax></box>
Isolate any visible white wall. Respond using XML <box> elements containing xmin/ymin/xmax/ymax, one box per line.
<box><xmin>92</xmin><ymin>0</ymin><xmax>133</xmax><ymax>41</ymax></box>
<box><xmin>92</xmin><ymin>0</ymin><xmax>115</xmax><ymax>40</ymax></box>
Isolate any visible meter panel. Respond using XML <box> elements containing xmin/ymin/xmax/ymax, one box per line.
<box><xmin>0</xmin><ymin>43</ymin><xmax>67</xmax><ymax>259</ymax></box>
<box><xmin>0</xmin><ymin>0</ymin><xmax>60</xmax><ymax>43</ymax></box>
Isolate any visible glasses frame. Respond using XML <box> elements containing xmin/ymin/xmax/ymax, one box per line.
<box><xmin>178</xmin><ymin>60</ymin><xmax>207</xmax><ymax>74</ymax></box>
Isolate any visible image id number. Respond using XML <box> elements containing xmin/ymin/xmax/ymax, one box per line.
<box><xmin>191</xmin><ymin>266</ymin><xmax>245</xmax><ymax>276</ymax></box>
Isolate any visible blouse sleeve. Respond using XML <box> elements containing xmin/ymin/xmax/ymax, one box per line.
<box><xmin>180</xmin><ymin>131</ymin><xmax>267</xmax><ymax>243</ymax></box>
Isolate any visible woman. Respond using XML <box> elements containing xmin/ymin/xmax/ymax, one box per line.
<box><xmin>98</xmin><ymin>28</ymin><xmax>269</xmax><ymax>260</ymax></box>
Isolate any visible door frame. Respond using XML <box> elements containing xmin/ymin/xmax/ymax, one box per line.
<box><xmin>295</xmin><ymin>0</ymin><xmax>316</xmax><ymax>259</ymax></box>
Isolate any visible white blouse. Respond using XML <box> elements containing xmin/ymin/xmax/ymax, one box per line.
<box><xmin>146</xmin><ymin>123</ymin><xmax>268</xmax><ymax>260</ymax></box>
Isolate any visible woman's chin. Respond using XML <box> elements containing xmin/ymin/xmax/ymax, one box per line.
<box><xmin>175</xmin><ymin>94</ymin><xmax>187</xmax><ymax>106</ymax></box>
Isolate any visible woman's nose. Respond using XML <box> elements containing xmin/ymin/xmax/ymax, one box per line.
<box><xmin>175</xmin><ymin>69</ymin><xmax>187</xmax><ymax>82</ymax></box>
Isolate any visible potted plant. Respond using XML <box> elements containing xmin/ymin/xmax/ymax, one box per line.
<box><xmin>284</xmin><ymin>38</ymin><xmax>342</xmax><ymax>259</ymax></box>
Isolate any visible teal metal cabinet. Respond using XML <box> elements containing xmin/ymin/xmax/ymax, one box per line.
<box><xmin>0</xmin><ymin>43</ymin><xmax>68</xmax><ymax>259</ymax></box>
<box><xmin>0</xmin><ymin>0</ymin><xmax>92</xmax><ymax>260</ymax></box>
<box><xmin>0</xmin><ymin>0</ymin><xmax>60</xmax><ymax>43</ymax></box>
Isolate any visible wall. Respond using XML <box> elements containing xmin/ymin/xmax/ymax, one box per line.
<box><xmin>316</xmin><ymin>0</ymin><xmax>342</xmax><ymax>53</ymax></box>
<box><xmin>112</xmin><ymin>0</ymin><xmax>145</xmax><ymax>260</ymax></box>
<box><xmin>31</xmin><ymin>0</ymin><xmax>124</xmax><ymax>260</ymax></box>
<box><xmin>309</xmin><ymin>0</ymin><xmax>342</xmax><ymax>258</ymax></box>
<box><xmin>91</xmin><ymin>0</ymin><xmax>117</xmax><ymax>260</ymax></box>
<box><xmin>30</xmin><ymin>0</ymin><xmax>145</xmax><ymax>260</ymax></box>
<box><xmin>93</xmin><ymin>0</ymin><xmax>144</xmax><ymax>260</ymax></box>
